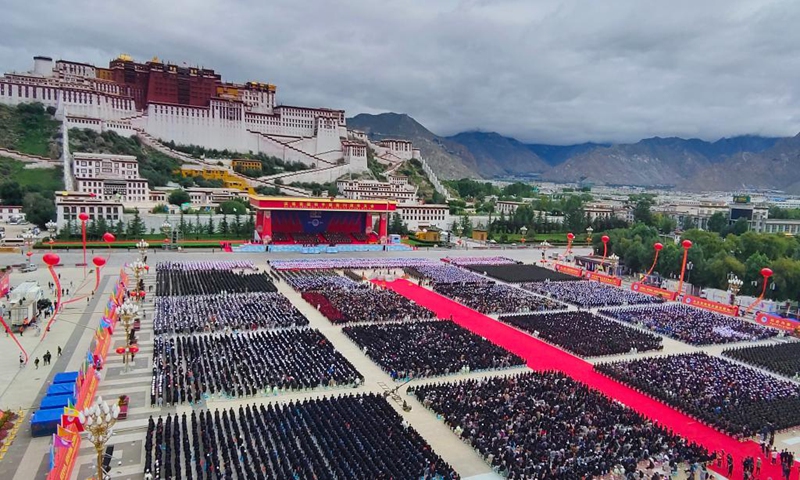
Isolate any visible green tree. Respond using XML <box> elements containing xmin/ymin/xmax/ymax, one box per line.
<box><xmin>0</xmin><ymin>181</ymin><xmax>24</xmax><ymax>206</ymax></box>
<box><xmin>563</xmin><ymin>195</ymin><xmax>586</xmax><ymax>233</ymax></box>
<box><xmin>206</xmin><ymin>217</ymin><xmax>215</xmax><ymax>236</ymax></box>
<box><xmin>682</xmin><ymin>217</ymin><xmax>697</xmax><ymax>231</ymax></box>
<box><xmin>388</xmin><ymin>213</ymin><xmax>408</xmax><ymax>235</ymax></box>
<box><xmin>707</xmin><ymin>212</ymin><xmax>728</xmax><ymax>233</ymax></box>
<box><xmin>126</xmin><ymin>210</ymin><xmax>146</xmax><ymax>238</ymax></box>
<box><xmin>232</xmin><ymin>212</ymin><xmax>242</xmax><ymax>236</ymax></box>
<box><xmin>168</xmin><ymin>189</ymin><xmax>191</xmax><ymax>206</ymax></box>
<box><xmin>459</xmin><ymin>215</ymin><xmax>473</xmax><ymax>237</ymax></box>
<box><xmin>632</xmin><ymin>197</ymin><xmax>654</xmax><ymax>226</ymax></box>
<box><xmin>218</xmin><ymin>200</ymin><xmax>247</xmax><ymax>215</ymax></box>
<box><xmin>218</xmin><ymin>214</ymin><xmax>230</xmax><ymax>235</ymax></box>
<box><xmin>114</xmin><ymin>220</ymin><xmax>125</xmax><ymax>239</ymax></box>
<box><xmin>22</xmin><ymin>192</ymin><xmax>55</xmax><ymax>228</ymax></box>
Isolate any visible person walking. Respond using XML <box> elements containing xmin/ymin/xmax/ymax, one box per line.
<box><xmin>34</xmin><ymin>357</ymin><xmax>39</xmax><ymax>369</ymax></box>
<box><xmin>19</xmin><ymin>353</ymin><xmax>24</xmax><ymax>368</ymax></box>
<box><xmin>57</xmin><ymin>346</ymin><xmax>62</xmax><ymax>356</ymax></box>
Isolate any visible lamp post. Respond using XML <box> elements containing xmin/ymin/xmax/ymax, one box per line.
<box><xmin>609</xmin><ymin>253</ymin><xmax>619</xmax><ymax>276</ymax></box>
<box><xmin>128</xmin><ymin>260</ymin><xmax>147</xmax><ymax>301</ymax></box>
<box><xmin>161</xmin><ymin>220</ymin><xmax>173</xmax><ymax>250</ymax></box>
<box><xmin>117</xmin><ymin>300</ymin><xmax>138</xmax><ymax>372</ymax></box>
<box><xmin>80</xmin><ymin>396</ymin><xmax>120</xmax><ymax>480</ymax></box>
<box><xmin>46</xmin><ymin>220</ymin><xmax>58</xmax><ymax>243</ymax></box>
<box><xmin>136</xmin><ymin>239</ymin><xmax>149</xmax><ymax>261</ymax></box>
<box><xmin>22</xmin><ymin>231</ymin><xmax>36</xmax><ymax>265</ymax></box>
<box><xmin>586</xmin><ymin>226</ymin><xmax>593</xmax><ymax>247</ymax></box>
<box><xmin>519</xmin><ymin>226</ymin><xmax>528</xmax><ymax>245</ymax></box>
<box><xmin>727</xmin><ymin>273</ymin><xmax>743</xmax><ymax>306</ymax></box>
<box><xmin>539</xmin><ymin>241</ymin><xmax>551</xmax><ymax>264</ymax></box>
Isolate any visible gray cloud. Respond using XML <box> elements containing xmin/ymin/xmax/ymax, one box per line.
<box><xmin>2</xmin><ymin>0</ymin><xmax>800</xmax><ymax>144</ymax></box>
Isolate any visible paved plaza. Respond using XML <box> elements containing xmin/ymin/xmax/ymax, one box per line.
<box><xmin>0</xmin><ymin>247</ymin><xmax>792</xmax><ymax>479</ymax></box>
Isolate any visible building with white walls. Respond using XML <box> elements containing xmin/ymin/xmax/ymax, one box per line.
<box><xmin>72</xmin><ymin>152</ymin><xmax>150</xmax><ymax>203</ymax></box>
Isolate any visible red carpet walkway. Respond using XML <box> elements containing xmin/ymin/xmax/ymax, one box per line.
<box><xmin>384</xmin><ymin>279</ymin><xmax>786</xmax><ymax>480</ymax></box>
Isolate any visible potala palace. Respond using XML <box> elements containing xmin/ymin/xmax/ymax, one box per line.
<box><xmin>0</xmin><ymin>55</ymin><xmax>425</xmax><ymax>183</ymax></box>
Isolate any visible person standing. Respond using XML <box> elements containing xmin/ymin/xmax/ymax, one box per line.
<box><xmin>34</xmin><ymin>357</ymin><xmax>39</xmax><ymax>369</ymax></box>
<box><xmin>19</xmin><ymin>353</ymin><xmax>24</xmax><ymax>368</ymax></box>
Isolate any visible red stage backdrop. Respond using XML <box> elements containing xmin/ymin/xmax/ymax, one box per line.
<box><xmin>682</xmin><ymin>295</ymin><xmax>739</xmax><ymax>316</ymax></box>
<box><xmin>631</xmin><ymin>282</ymin><xmax>679</xmax><ymax>301</ymax></box>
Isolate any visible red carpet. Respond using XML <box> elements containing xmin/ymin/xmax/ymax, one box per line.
<box><xmin>384</xmin><ymin>279</ymin><xmax>785</xmax><ymax>480</ymax></box>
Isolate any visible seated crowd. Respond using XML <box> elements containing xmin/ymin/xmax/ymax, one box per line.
<box><xmin>156</xmin><ymin>269</ymin><xmax>277</xmax><ymax>296</ymax></box>
<box><xmin>144</xmin><ymin>394</ymin><xmax>458</xmax><ymax>480</ymax></box>
<box><xmin>445</xmin><ymin>256</ymin><xmax>517</xmax><ymax>266</ymax></box>
<box><xmin>523</xmin><ymin>280</ymin><xmax>661</xmax><ymax>308</ymax></box>
<box><xmin>723</xmin><ymin>342</ymin><xmax>800</xmax><ymax>379</ymax></box>
<box><xmin>270</xmin><ymin>258</ymin><xmax>437</xmax><ymax>271</ymax></box>
<box><xmin>152</xmin><ymin>292</ymin><xmax>309</xmax><ymax>335</ymax></box>
<box><xmin>466</xmin><ymin>263</ymin><xmax>579</xmax><ymax>283</ymax></box>
<box><xmin>281</xmin><ymin>269</ymin><xmax>363</xmax><ymax>292</ymax></box>
<box><xmin>595</xmin><ymin>352</ymin><xmax>800</xmax><ymax>438</ymax></box>
<box><xmin>410</xmin><ymin>372</ymin><xmax>712</xmax><ymax>479</ymax></box>
<box><xmin>434</xmin><ymin>282</ymin><xmax>562</xmax><ymax>314</ymax></box>
<box><xmin>342</xmin><ymin>320</ymin><xmax>525</xmax><ymax>379</ymax></box>
<box><xmin>405</xmin><ymin>265</ymin><xmax>488</xmax><ymax>285</ymax></box>
<box><xmin>599</xmin><ymin>304</ymin><xmax>778</xmax><ymax>345</ymax></box>
<box><xmin>304</xmin><ymin>288</ymin><xmax>436</xmax><ymax>324</ymax></box>
<box><xmin>500</xmin><ymin>311</ymin><xmax>663</xmax><ymax>357</ymax></box>
<box><xmin>151</xmin><ymin>329</ymin><xmax>362</xmax><ymax>405</ymax></box>
<box><xmin>322</xmin><ymin>232</ymin><xmax>354</xmax><ymax>244</ymax></box>
<box><xmin>156</xmin><ymin>260</ymin><xmax>256</xmax><ymax>272</ymax></box>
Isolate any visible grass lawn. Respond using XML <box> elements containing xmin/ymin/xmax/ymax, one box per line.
<box><xmin>0</xmin><ymin>157</ymin><xmax>64</xmax><ymax>192</ymax></box>
<box><xmin>0</xmin><ymin>103</ymin><xmax>60</xmax><ymax>157</ymax></box>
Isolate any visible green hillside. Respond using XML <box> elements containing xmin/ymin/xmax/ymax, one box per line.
<box><xmin>0</xmin><ymin>103</ymin><xmax>61</xmax><ymax>157</ymax></box>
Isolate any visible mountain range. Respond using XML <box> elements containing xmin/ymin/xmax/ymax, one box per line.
<box><xmin>348</xmin><ymin>112</ymin><xmax>799</xmax><ymax>192</ymax></box>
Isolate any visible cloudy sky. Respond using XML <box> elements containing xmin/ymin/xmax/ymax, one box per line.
<box><xmin>2</xmin><ymin>0</ymin><xmax>799</xmax><ymax>144</ymax></box>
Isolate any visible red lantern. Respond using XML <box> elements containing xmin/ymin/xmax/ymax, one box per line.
<box><xmin>92</xmin><ymin>256</ymin><xmax>106</xmax><ymax>267</ymax></box>
<box><xmin>682</xmin><ymin>239</ymin><xmax>693</xmax><ymax>249</ymax></box>
<box><xmin>26</xmin><ymin>251</ymin><xmax>33</xmax><ymax>257</ymax></box>
<box><xmin>566</xmin><ymin>233</ymin><xmax>575</xmax><ymax>240</ymax></box>
<box><xmin>103</xmin><ymin>232</ymin><xmax>115</xmax><ymax>243</ymax></box>
<box><xmin>115</xmin><ymin>347</ymin><xmax>126</xmax><ymax>354</ymax></box>
<box><xmin>43</xmin><ymin>253</ymin><xmax>60</xmax><ymax>266</ymax></box>
<box><xmin>761</xmin><ymin>267</ymin><xmax>773</xmax><ymax>278</ymax></box>
<box><xmin>129</xmin><ymin>345</ymin><xmax>140</xmax><ymax>354</ymax></box>
<box><xmin>78</xmin><ymin>212</ymin><xmax>89</xmax><ymax>222</ymax></box>
<box><xmin>654</xmin><ymin>242</ymin><xmax>663</xmax><ymax>251</ymax></box>
<box><xmin>601</xmin><ymin>235</ymin><xmax>610</xmax><ymax>244</ymax></box>
<box><xmin>144</xmin><ymin>265</ymin><xmax>150</xmax><ymax>271</ymax></box>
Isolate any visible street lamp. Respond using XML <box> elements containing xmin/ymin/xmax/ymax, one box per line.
<box><xmin>128</xmin><ymin>260</ymin><xmax>147</xmax><ymax>301</ymax></box>
<box><xmin>608</xmin><ymin>253</ymin><xmax>619</xmax><ymax>276</ymax></box>
<box><xmin>22</xmin><ymin>231</ymin><xmax>36</xmax><ymax>265</ymax></box>
<box><xmin>520</xmin><ymin>226</ymin><xmax>528</xmax><ymax>244</ymax></box>
<box><xmin>46</xmin><ymin>220</ymin><xmax>58</xmax><ymax>240</ymax></box>
<box><xmin>727</xmin><ymin>273</ymin><xmax>743</xmax><ymax>306</ymax></box>
<box><xmin>80</xmin><ymin>396</ymin><xmax>120</xmax><ymax>480</ymax></box>
<box><xmin>136</xmin><ymin>239</ymin><xmax>149</xmax><ymax>260</ymax></box>
<box><xmin>586</xmin><ymin>226</ymin><xmax>593</xmax><ymax>247</ymax></box>
<box><xmin>117</xmin><ymin>300</ymin><xmax>139</xmax><ymax>372</ymax></box>
<box><xmin>161</xmin><ymin>219</ymin><xmax>173</xmax><ymax>250</ymax></box>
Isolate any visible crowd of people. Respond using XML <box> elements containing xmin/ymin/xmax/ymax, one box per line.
<box><xmin>156</xmin><ymin>269</ymin><xmax>277</xmax><ymax>296</ymax></box>
<box><xmin>144</xmin><ymin>394</ymin><xmax>459</xmax><ymax>479</ymax></box>
<box><xmin>445</xmin><ymin>256</ymin><xmax>517</xmax><ymax>266</ymax></box>
<box><xmin>595</xmin><ymin>352</ymin><xmax>800</xmax><ymax>438</ymax></box>
<box><xmin>600</xmin><ymin>304</ymin><xmax>778</xmax><ymax>345</ymax></box>
<box><xmin>410</xmin><ymin>372</ymin><xmax>712</xmax><ymax>479</ymax></box>
<box><xmin>152</xmin><ymin>292</ymin><xmax>309</xmax><ymax>335</ymax></box>
<box><xmin>723</xmin><ymin>342</ymin><xmax>800</xmax><ymax>380</ymax></box>
<box><xmin>342</xmin><ymin>320</ymin><xmax>525</xmax><ymax>379</ymax></box>
<box><xmin>150</xmin><ymin>329</ymin><xmax>363</xmax><ymax>405</ymax></box>
<box><xmin>280</xmin><ymin>269</ymin><xmax>363</xmax><ymax>292</ymax></box>
<box><xmin>156</xmin><ymin>260</ymin><xmax>256</xmax><ymax>271</ymax></box>
<box><xmin>433</xmin><ymin>282</ymin><xmax>562</xmax><ymax>314</ymax></box>
<box><xmin>270</xmin><ymin>258</ymin><xmax>437</xmax><ymax>271</ymax></box>
<box><xmin>466</xmin><ymin>264</ymin><xmax>579</xmax><ymax>283</ymax></box>
<box><xmin>523</xmin><ymin>280</ymin><xmax>661</xmax><ymax>308</ymax></box>
<box><xmin>499</xmin><ymin>311</ymin><xmax>663</xmax><ymax>357</ymax></box>
<box><xmin>405</xmin><ymin>265</ymin><xmax>488</xmax><ymax>284</ymax></box>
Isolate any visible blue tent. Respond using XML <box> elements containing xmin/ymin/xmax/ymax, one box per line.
<box><xmin>31</xmin><ymin>409</ymin><xmax>62</xmax><ymax>437</ymax></box>
<box><xmin>53</xmin><ymin>371</ymin><xmax>79</xmax><ymax>384</ymax></box>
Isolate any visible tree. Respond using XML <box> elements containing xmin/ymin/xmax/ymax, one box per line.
<box><xmin>168</xmin><ymin>189</ymin><xmax>190</xmax><ymax>206</ymax></box>
<box><xmin>459</xmin><ymin>215</ymin><xmax>473</xmax><ymax>237</ymax></box>
<box><xmin>232</xmin><ymin>212</ymin><xmax>242</xmax><ymax>236</ymax></box>
<box><xmin>0</xmin><ymin>181</ymin><xmax>24</xmax><ymax>206</ymax></box>
<box><xmin>563</xmin><ymin>195</ymin><xmax>586</xmax><ymax>233</ymax></box>
<box><xmin>219</xmin><ymin>200</ymin><xmax>247</xmax><ymax>215</ymax></box>
<box><xmin>632</xmin><ymin>197</ymin><xmax>654</xmax><ymax>226</ymax></box>
<box><xmin>327</xmin><ymin>184</ymin><xmax>339</xmax><ymax>197</ymax></box>
<box><xmin>22</xmin><ymin>192</ymin><xmax>55</xmax><ymax>228</ymax></box>
<box><xmin>388</xmin><ymin>213</ymin><xmax>408</xmax><ymax>235</ymax></box>
<box><xmin>114</xmin><ymin>220</ymin><xmax>125</xmax><ymax>239</ymax></box>
<box><xmin>682</xmin><ymin>217</ymin><xmax>697</xmax><ymax>231</ymax></box>
<box><xmin>218</xmin><ymin>214</ymin><xmax>230</xmax><ymax>235</ymax></box>
<box><xmin>206</xmin><ymin>216</ymin><xmax>215</xmax><ymax>236</ymax></box>
<box><xmin>707</xmin><ymin>212</ymin><xmax>728</xmax><ymax>233</ymax></box>
<box><xmin>126</xmin><ymin>210</ymin><xmax>146</xmax><ymax>238</ymax></box>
